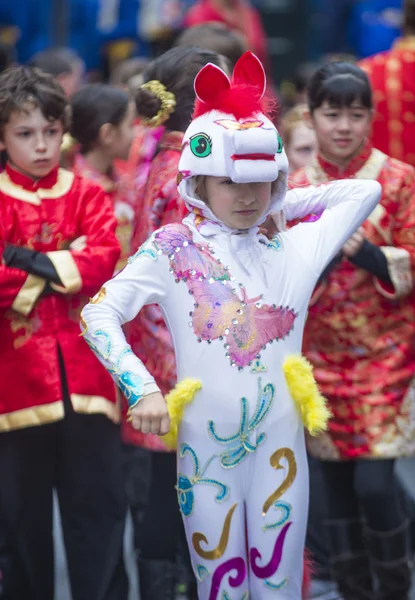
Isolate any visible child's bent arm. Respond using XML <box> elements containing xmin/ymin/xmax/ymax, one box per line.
<box><xmin>80</xmin><ymin>243</ymin><xmax>168</xmax><ymax>409</ymax></box>
<box><xmin>284</xmin><ymin>180</ymin><xmax>382</xmax><ymax>276</ymax></box>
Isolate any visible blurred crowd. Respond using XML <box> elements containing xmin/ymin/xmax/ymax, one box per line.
<box><xmin>0</xmin><ymin>1</ymin><xmax>415</xmax><ymax>600</ymax></box>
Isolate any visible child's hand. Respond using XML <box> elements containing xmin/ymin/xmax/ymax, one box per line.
<box><xmin>343</xmin><ymin>227</ymin><xmax>365</xmax><ymax>258</ymax></box>
<box><xmin>130</xmin><ymin>392</ymin><xmax>171</xmax><ymax>436</ymax></box>
<box><xmin>69</xmin><ymin>235</ymin><xmax>87</xmax><ymax>251</ymax></box>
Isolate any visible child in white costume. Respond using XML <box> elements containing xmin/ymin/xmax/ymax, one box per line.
<box><xmin>81</xmin><ymin>52</ymin><xmax>381</xmax><ymax>600</ymax></box>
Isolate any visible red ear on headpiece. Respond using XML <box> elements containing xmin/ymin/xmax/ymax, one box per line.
<box><xmin>194</xmin><ymin>63</ymin><xmax>231</xmax><ymax>104</ymax></box>
<box><xmin>232</xmin><ymin>51</ymin><xmax>266</xmax><ymax>98</ymax></box>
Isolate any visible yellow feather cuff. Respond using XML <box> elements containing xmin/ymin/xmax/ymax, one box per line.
<box><xmin>283</xmin><ymin>354</ymin><xmax>331</xmax><ymax>436</ymax></box>
<box><xmin>161</xmin><ymin>378</ymin><xmax>202</xmax><ymax>449</ymax></box>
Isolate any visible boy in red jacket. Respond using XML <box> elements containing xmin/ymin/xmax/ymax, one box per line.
<box><xmin>0</xmin><ymin>66</ymin><xmax>128</xmax><ymax>600</ymax></box>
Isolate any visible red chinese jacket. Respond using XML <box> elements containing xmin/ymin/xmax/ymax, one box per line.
<box><xmin>359</xmin><ymin>36</ymin><xmax>415</xmax><ymax>167</ymax></box>
<box><xmin>289</xmin><ymin>144</ymin><xmax>415</xmax><ymax>459</ymax></box>
<box><xmin>124</xmin><ymin>130</ymin><xmax>187</xmax><ymax>450</ymax></box>
<box><xmin>0</xmin><ymin>163</ymin><xmax>121</xmax><ymax>432</ymax></box>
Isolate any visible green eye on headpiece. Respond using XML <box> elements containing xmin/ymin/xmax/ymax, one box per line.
<box><xmin>190</xmin><ymin>133</ymin><xmax>212</xmax><ymax>158</ymax></box>
<box><xmin>277</xmin><ymin>134</ymin><xmax>284</xmax><ymax>154</ymax></box>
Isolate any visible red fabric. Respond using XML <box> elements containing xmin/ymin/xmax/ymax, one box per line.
<box><xmin>0</xmin><ymin>164</ymin><xmax>120</xmax><ymax>425</ymax></box>
<box><xmin>184</xmin><ymin>0</ymin><xmax>270</xmax><ymax>72</ymax></box>
<box><xmin>71</xmin><ymin>153</ymin><xmax>136</xmax><ymax>271</ymax></box>
<box><xmin>359</xmin><ymin>36</ymin><xmax>415</xmax><ymax>167</ymax></box>
<box><xmin>123</xmin><ymin>130</ymin><xmax>188</xmax><ymax>450</ymax></box>
<box><xmin>289</xmin><ymin>145</ymin><xmax>415</xmax><ymax>459</ymax></box>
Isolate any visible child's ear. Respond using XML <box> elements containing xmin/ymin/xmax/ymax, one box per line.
<box><xmin>99</xmin><ymin>123</ymin><xmax>115</xmax><ymax>147</ymax></box>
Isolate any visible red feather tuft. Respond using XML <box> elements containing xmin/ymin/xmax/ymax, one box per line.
<box><xmin>193</xmin><ymin>83</ymin><xmax>276</xmax><ymax>120</ymax></box>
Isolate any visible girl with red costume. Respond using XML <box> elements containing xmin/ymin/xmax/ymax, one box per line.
<box><xmin>70</xmin><ymin>84</ymin><xmax>136</xmax><ymax>271</ymax></box>
<box><xmin>290</xmin><ymin>61</ymin><xmax>415</xmax><ymax>600</ymax></box>
<box><xmin>0</xmin><ymin>67</ymin><xmax>127</xmax><ymax>600</ymax></box>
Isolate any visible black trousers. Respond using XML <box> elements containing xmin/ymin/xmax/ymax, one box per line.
<box><xmin>0</xmin><ymin>349</ymin><xmax>128</xmax><ymax>600</ymax></box>
<box><xmin>320</xmin><ymin>458</ymin><xmax>409</xmax><ymax>530</ymax></box>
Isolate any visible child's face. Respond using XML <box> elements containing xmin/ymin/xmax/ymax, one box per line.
<box><xmin>108</xmin><ymin>101</ymin><xmax>136</xmax><ymax>161</ymax></box>
<box><xmin>0</xmin><ymin>104</ymin><xmax>63</xmax><ymax>179</ymax></box>
<box><xmin>202</xmin><ymin>176</ymin><xmax>272</xmax><ymax>230</ymax></box>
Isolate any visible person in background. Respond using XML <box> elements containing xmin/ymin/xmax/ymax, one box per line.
<box><xmin>28</xmin><ymin>47</ymin><xmax>85</xmax><ymax>98</ymax></box>
<box><xmin>290</xmin><ymin>61</ymin><xmax>415</xmax><ymax>600</ymax></box>
<box><xmin>173</xmin><ymin>22</ymin><xmax>246</xmax><ymax>68</ymax></box>
<box><xmin>359</xmin><ymin>0</ymin><xmax>415</xmax><ymax>167</ymax></box>
<box><xmin>184</xmin><ymin>0</ymin><xmax>270</xmax><ymax>74</ymax></box>
<box><xmin>0</xmin><ymin>66</ymin><xmax>128</xmax><ymax>600</ymax></box>
<box><xmin>280</xmin><ymin>104</ymin><xmax>317</xmax><ymax>173</ymax></box>
<box><xmin>124</xmin><ymin>47</ymin><xmax>229</xmax><ymax>600</ymax></box>
<box><xmin>110</xmin><ymin>56</ymin><xmax>150</xmax><ymax>90</ymax></box>
<box><xmin>69</xmin><ymin>84</ymin><xmax>136</xmax><ymax>271</ymax></box>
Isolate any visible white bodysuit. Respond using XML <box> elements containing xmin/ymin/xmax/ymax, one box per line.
<box><xmin>81</xmin><ymin>179</ymin><xmax>380</xmax><ymax>600</ymax></box>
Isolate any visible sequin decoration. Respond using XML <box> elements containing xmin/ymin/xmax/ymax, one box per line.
<box><xmin>209</xmin><ymin>557</ymin><xmax>247</xmax><ymax>600</ymax></box>
<box><xmin>262</xmin><ymin>502</ymin><xmax>292</xmax><ymax>531</ymax></box>
<box><xmin>262</xmin><ymin>448</ymin><xmax>297</xmax><ymax>516</ymax></box>
<box><xmin>268</xmin><ymin>235</ymin><xmax>283</xmax><ymax>252</ymax></box>
<box><xmin>193</xmin><ymin>504</ymin><xmax>237</xmax><ymax>560</ymax></box>
<box><xmin>177</xmin><ymin>443</ymin><xmax>229</xmax><ymax>517</ymax></box>
<box><xmin>250</xmin><ymin>358</ymin><xmax>267</xmax><ymax>373</ymax></box>
<box><xmin>128</xmin><ymin>236</ymin><xmax>159</xmax><ymax>263</ymax></box>
<box><xmin>154</xmin><ymin>224</ymin><xmax>297</xmax><ymax>368</ymax></box>
<box><xmin>208</xmin><ymin>378</ymin><xmax>274</xmax><ymax>468</ymax></box>
<box><xmin>195</xmin><ymin>564</ymin><xmax>210</xmax><ymax>583</ymax></box>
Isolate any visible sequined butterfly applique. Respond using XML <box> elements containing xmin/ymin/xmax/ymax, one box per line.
<box><xmin>155</xmin><ymin>224</ymin><xmax>297</xmax><ymax>369</ymax></box>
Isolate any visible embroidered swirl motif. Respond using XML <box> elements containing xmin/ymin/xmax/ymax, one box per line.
<box><xmin>193</xmin><ymin>504</ymin><xmax>237</xmax><ymax>560</ymax></box>
<box><xmin>89</xmin><ymin>286</ymin><xmax>107</xmax><ymax>304</ymax></box>
<box><xmin>81</xmin><ymin>325</ymin><xmax>144</xmax><ymax>410</ymax></box>
<box><xmin>195</xmin><ymin>564</ymin><xmax>210</xmax><ymax>583</ymax></box>
<box><xmin>209</xmin><ymin>557</ymin><xmax>247</xmax><ymax>600</ymax></box>
<box><xmin>262</xmin><ymin>448</ymin><xmax>297</xmax><ymax>516</ymax></box>
<box><xmin>268</xmin><ymin>235</ymin><xmax>283</xmax><ymax>251</ymax></box>
<box><xmin>262</xmin><ymin>501</ymin><xmax>292</xmax><ymax>531</ymax></box>
<box><xmin>154</xmin><ymin>224</ymin><xmax>297</xmax><ymax>369</ymax></box>
<box><xmin>208</xmin><ymin>378</ymin><xmax>274</xmax><ymax>468</ymax></box>
<box><xmin>222</xmin><ymin>591</ymin><xmax>249</xmax><ymax>600</ymax></box>
<box><xmin>128</xmin><ymin>236</ymin><xmax>160</xmax><ymax>264</ymax></box>
<box><xmin>177</xmin><ymin>443</ymin><xmax>229</xmax><ymax>517</ymax></box>
<box><xmin>250</xmin><ymin>522</ymin><xmax>291</xmax><ymax>589</ymax></box>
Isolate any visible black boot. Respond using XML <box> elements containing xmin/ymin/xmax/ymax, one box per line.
<box><xmin>324</xmin><ymin>518</ymin><xmax>374</xmax><ymax>600</ymax></box>
<box><xmin>137</xmin><ymin>557</ymin><xmax>176</xmax><ymax>600</ymax></box>
<box><xmin>364</xmin><ymin>520</ymin><xmax>412</xmax><ymax>600</ymax></box>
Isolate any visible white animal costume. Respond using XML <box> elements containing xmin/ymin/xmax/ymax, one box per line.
<box><xmin>81</xmin><ymin>53</ymin><xmax>381</xmax><ymax>599</ymax></box>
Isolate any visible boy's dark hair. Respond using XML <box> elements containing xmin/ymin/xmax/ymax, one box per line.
<box><xmin>0</xmin><ymin>66</ymin><xmax>70</xmax><ymax>137</ymax></box>
<box><xmin>404</xmin><ymin>0</ymin><xmax>415</xmax><ymax>33</ymax></box>
<box><xmin>28</xmin><ymin>47</ymin><xmax>79</xmax><ymax>77</ymax></box>
<box><xmin>70</xmin><ymin>84</ymin><xmax>130</xmax><ymax>153</ymax></box>
<box><xmin>134</xmin><ymin>47</ymin><xmax>224</xmax><ymax>133</ymax></box>
<box><xmin>307</xmin><ymin>62</ymin><xmax>373</xmax><ymax>114</ymax></box>
<box><xmin>174</xmin><ymin>23</ymin><xmax>246</xmax><ymax>68</ymax></box>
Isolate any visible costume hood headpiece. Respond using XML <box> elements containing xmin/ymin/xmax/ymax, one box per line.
<box><xmin>178</xmin><ymin>51</ymin><xmax>289</xmax><ymax>225</ymax></box>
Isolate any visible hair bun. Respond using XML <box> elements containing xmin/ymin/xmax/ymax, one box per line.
<box><xmin>135</xmin><ymin>87</ymin><xmax>161</xmax><ymax>119</ymax></box>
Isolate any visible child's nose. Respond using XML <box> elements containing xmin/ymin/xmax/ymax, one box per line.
<box><xmin>35</xmin><ymin>135</ymin><xmax>47</xmax><ymax>151</ymax></box>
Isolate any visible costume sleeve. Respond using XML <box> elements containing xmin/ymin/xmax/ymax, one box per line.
<box><xmin>3</xmin><ymin>245</ymin><xmax>63</xmax><ymax>285</ymax></box>
<box><xmin>80</xmin><ymin>237</ymin><xmax>167</xmax><ymax>407</ymax></box>
<box><xmin>283</xmin><ymin>179</ymin><xmax>382</xmax><ymax>277</ymax></box>
<box><xmin>372</xmin><ymin>170</ymin><xmax>415</xmax><ymax>299</ymax></box>
<box><xmin>46</xmin><ymin>184</ymin><xmax>121</xmax><ymax>297</ymax></box>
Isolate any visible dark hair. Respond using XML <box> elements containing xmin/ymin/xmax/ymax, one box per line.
<box><xmin>307</xmin><ymin>62</ymin><xmax>373</xmax><ymax>113</ymax></box>
<box><xmin>404</xmin><ymin>0</ymin><xmax>415</xmax><ymax>33</ymax></box>
<box><xmin>134</xmin><ymin>47</ymin><xmax>224</xmax><ymax>133</ymax></box>
<box><xmin>0</xmin><ymin>66</ymin><xmax>70</xmax><ymax>136</ymax></box>
<box><xmin>110</xmin><ymin>57</ymin><xmax>150</xmax><ymax>87</ymax></box>
<box><xmin>70</xmin><ymin>84</ymin><xmax>130</xmax><ymax>153</ymax></box>
<box><xmin>174</xmin><ymin>23</ymin><xmax>246</xmax><ymax>68</ymax></box>
<box><xmin>28</xmin><ymin>47</ymin><xmax>80</xmax><ymax>77</ymax></box>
